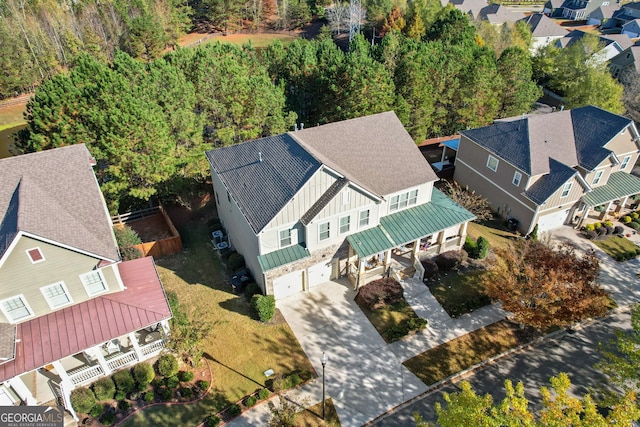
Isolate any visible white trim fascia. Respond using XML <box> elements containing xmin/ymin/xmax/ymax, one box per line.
<box><xmin>575</xmin><ymin>173</ymin><xmax>591</xmax><ymax>191</ymax></box>
<box><xmin>537</xmin><ymin>201</ymin><xmax>580</xmax><ymax>214</ymax></box>
<box><xmin>456</xmin><ymin>158</ymin><xmax>536</xmax><ymax>212</ymax></box>
<box><xmin>0</xmin><ymin>231</ymin><xmax>118</xmax><ymax>270</ymax></box>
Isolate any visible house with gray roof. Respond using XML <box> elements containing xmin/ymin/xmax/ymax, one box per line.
<box><xmin>0</xmin><ymin>144</ymin><xmax>171</xmax><ymax>421</ymax></box>
<box><xmin>454</xmin><ymin>106</ymin><xmax>640</xmax><ymax>234</ymax></box>
<box><xmin>556</xmin><ymin>30</ymin><xmax>634</xmax><ymax>61</ymax></box>
<box><xmin>550</xmin><ymin>0</ymin><xmax>619</xmax><ymax>23</ymax></box>
<box><xmin>521</xmin><ymin>13</ymin><xmax>567</xmax><ymax>51</ymax></box>
<box><xmin>206</xmin><ymin>112</ymin><xmax>475</xmax><ymax>300</ymax></box>
<box><xmin>607</xmin><ymin>2</ymin><xmax>640</xmax><ymax>30</ymax></box>
<box><xmin>610</xmin><ymin>44</ymin><xmax>640</xmax><ymax>79</ymax></box>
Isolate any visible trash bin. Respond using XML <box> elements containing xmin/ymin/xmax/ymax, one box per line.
<box><xmin>507</xmin><ymin>218</ymin><xmax>519</xmax><ymax>231</ymax></box>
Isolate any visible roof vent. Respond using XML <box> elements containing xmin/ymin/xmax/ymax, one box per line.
<box><xmin>259</xmin><ymin>152</ymin><xmax>262</xmax><ymax>163</ymax></box>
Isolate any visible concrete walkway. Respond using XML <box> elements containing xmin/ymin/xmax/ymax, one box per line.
<box><xmin>226</xmin><ymin>277</ymin><xmax>506</xmax><ymax>427</ymax></box>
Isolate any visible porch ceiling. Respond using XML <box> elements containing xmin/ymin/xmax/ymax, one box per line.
<box><xmin>582</xmin><ymin>172</ymin><xmax>640</xmax><ymax>207</ymax></box>
<box><xmin>257</xmin><ymin>243</ymin><xmax>311</xmax><ymax>271</ymax></box>
<box><xmin>347</xmin><ymin>189</ymin><xmax>476</xmax><ymax>258</ymax></box>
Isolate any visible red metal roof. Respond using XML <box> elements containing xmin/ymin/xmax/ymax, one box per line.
<box><xmin>0</xmin><ymin>257</ymin><xmax>171</xmax><ymax>382</ymax></box>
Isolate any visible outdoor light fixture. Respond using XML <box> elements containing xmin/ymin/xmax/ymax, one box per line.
<box><xmin>321</xmin><ymin>352</ymin><xmax>328</xmax><ymax>420</ymax></box>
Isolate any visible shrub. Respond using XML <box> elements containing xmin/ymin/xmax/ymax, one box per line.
<box><xmin>604</xmin><ymin>224</ymin><xmax>614</xmax><ymax>235</ymax></box>
<box><xmin>251</xmin><ymin>294</ymin><xmax>276</xmax><ymax>322</ymax></box>
<box><xmin>629</xmin><ymin>221</ymin><xmax>640</xmax><ymax>230</ymax></box>
<box><xmin>178</xmin><ymin>370</ymin><xmax>195</xmax><ymax>382</ymax></box>
<box><xmin>622</xmin><ymin>216</ymin><xmax>632</xmax><ymax>223</ymax></box>
<box><xmin>407</xmin><ymin>316</ymin><xmax>428</xmax><ymax>331</ymax></box>
<box><xmin>144</xmin><ymin>391</ymin><xmax>155</xmax><ymax>402</ymax></box>
<box><xmin>244</xmin><ymin>282</ymin><xmax>261</xmax><ymax>300</ymax></box>
<box><xmin>420</xmin><ymin>258</ymin><xmax>438</xmax><ymax>279</ymax></box>
<box><xmin>204</xmin><ymin>415</ymin><xmax>221</xmax><ymax>427</ymax></box>
<box><xmin>614</xmin><ymin>226</ymin><xmax>624</xmax><ymax>235</ymax></box>
<box><xmin>115</xmin><ymin>390</ymin><xmax>126</xmax><ymax>400</ymax></box>
<box><xmin>604</xmin><ymin>220</ymin><xmax>614</xmax><ymax>227</ymax></box>
<box><xmin>92</xmin><ymin>377</ymin><xmax>115</xmax><ymax>401</ymax></box>
<box><xmin>133</xmin><ymin>362</ymin><xmax>155</xmax><ymax>387</ymax></box>
<box><xmin>594</xmin><ymin>222</ymin><xmax>602</xmax><ymax>229</ymax></box>
<box><xmin>113</xmin><ymin>370</ymin><xmax>135</xmax><ymax>393</ymax></box>
<box><xmin>585</xmin><ymin>230</ymin><xmax>598</xmax><ymax>240</ymax></box>
<box><xmin>118</xmin><ymin>400</ymin><xmax>131</xmax><ymax>411</ymax></box>
<box><xmin>585</xmin><ymin>223</ymin><xmax>596</xmax><ymax>231</ymax></box>
<box><xmin>180</xmin><ymin>387</ymin><xmax>194</xmax><ymax>398</ymax></box>
<box><xmin>633</xmin><ymin>212</ymin><xmax>639</xmax><ymax>220</ymax></box>
<box><xmin>157</xmin><ymin>354</ymin><xmax>179</xmax><ymax>378</ymax></box>
<box><xmin>435</xmin><ymin>250</ymin><xmax>467</xmax><ymax>271</ymax></box>
<box><xmin>354</xmin><ymin>278</ymin><xmax>403</xmax><ymax>310</ymax></box>
<box><xmin>227</xmin><ymin>252</ymin><xmax>245</xmax><ymax>270</ymax></box>
<box><xmin>228</xmin><ymin>403</ymin><xmax>242</xmax><ymax>417</ymax></box>
<box><xmin>463</xmin><ymin>236</ymin><xmax>478</xmax><ymax>258</ymax></box>
<box><xmin>529</xmin><ymin>224</ymin><xmax>539</xmax><ymax>241</ymax></box>
<box><xmin>89</xmin><ymin>404</ymin><xmax>103</xmax><ymax>418</ymax></box>
<box><xmin>165</xmin><ymin>376</ymin><xmax>180</xmax><ymax>389</ymax></box>
<box><xmin>628</xmin><ymin>250</ymin><xmax>638</xmax><ymax>259</ymax></box>
<box><xmin>100</xmin><ymin>412</ymin><xmax>115</xmax><ymax>425</ymax></box>
<box><xmin>196</xmin><ymin>380</ymin><xmax>210</xmax><ymax>392</ymax></box>
<box><xmin>70</xmin><ymin>387</ymin><xmax>96</xmax><ymax>413</ymax></box>
<box><xmin>244</xmin><ymin>395</ymin><xmax>257</xmax><ymax>407</ymax></box>
<box><xmin>477</xmin><ymin>236</ymin><xmax>489</xmax><ymax>259</ymax></box>
<box><xmin>596</xmin><ymin>226</ymin><xmax>607</xmax><ymax>236</ymax></box>
<box><xmin>160</xmin><ymin>388</ymin><xmax>172</xmax><ymax>400</ymax></box>
<box><xmin>114</xmin><ymin>225</ymin><xmax>143</xmax><ymax>261</ymax></box>
<box><xmin>258</xmin><ymin>388</ymin><xmax>270</xmax><ymax>400</ymax></box>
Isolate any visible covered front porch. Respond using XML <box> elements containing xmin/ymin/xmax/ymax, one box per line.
<box><xmin>346</xmin><ymin>189</ymin><xmax>475</xmax><ymax>289</ymax></box>
<box><xmin>575</xmin><ymin>172</ymin><xmax>640</xmax><ymax>228</ymax></box>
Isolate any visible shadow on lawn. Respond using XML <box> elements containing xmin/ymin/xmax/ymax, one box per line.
<box><xmin>203</xmin><ymin>352</ymin><xmax>266</xmax><ymax>388</ymax></box>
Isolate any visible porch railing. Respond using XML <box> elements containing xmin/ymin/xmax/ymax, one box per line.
<box><xmin>106</xmin><ymin>350</ymin><xmax>138</xmax><ymax>371</ymax></box>
<box><xmin>68</xmin><ymin>365</ymin><xmax>104</xmax><ymax>385</ymax></box>
<box><xmin>141</xmin><ymin>339</ymin><xmax>166</xmax><ymax>356</ymax></box>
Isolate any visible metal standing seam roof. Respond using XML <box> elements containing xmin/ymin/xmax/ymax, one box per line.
<box><xmin>581</xmin><ymin>172</ymin><xmax>640</xmax><ymax>207</ymax></box>
<box><xmin>347</xmin><ymin>189</ymin><xmax>476</xmax><ymax>258</ymax></box>
<box><xmin>257</xmin><ymin>244</ymin><xmax>311</xmax><ymax>272</ymax></box>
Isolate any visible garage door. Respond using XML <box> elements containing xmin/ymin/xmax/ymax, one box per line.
<box><xmin>537</xmin><ymin>209</ymin><xmax>570</xmax><ymax>232</ymax></box>
<box><xmin>308</xmin><ymin>261</ymin><xmax>333</xmax><ymax>288</ymax></box>
<box><xmin>272</xmin><ymin>270</ymin><xmax>303</xmax><ymax>300</ymax></box>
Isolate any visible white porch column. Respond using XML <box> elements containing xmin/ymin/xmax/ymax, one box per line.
<box><xmin>160</xmin><ymin>319</ymin><xmax>170</xmax><ymax>335</ymax></box>
<box><xmin>7</xmin><ymin>376</ymin><xmax>37</xmax><ymax>405</ymax></box>
<box><xmin>128</xmin><ymin>332</ymin><xmax>144</xmax><ymax>361</ymax></box>
<box><xmin>382</xmin><ymin>249</ymin><xmax>392</xmax><ymax>270</ymax></box>
<box><xmin>618</xmin><ymin>196</ymin><xmax>629</xmax><ymax>212</ymax></box>
<box><xmin>86</xmin><ymin>346</ymin><xmax>112</xmax><ymax>376</ymax></box>
<box><xmin>51</xmin><ymin>361</ymin><xmax>73</xmax><ymax>385</ymax></box>
<box><xmin>459</xmin><ymin>222</ymin><xmax>468</xmax><ymax>237</ymax></box>
<box><xmin>412</xmin><ymin>239</ymin><xmax>420</xmax><ymax>260</ymax></box>
<box><xmin>437</xmin><ymin>231</ymin><xmax>446</xmax><ymax>254</ymax></box>
<box><xmin>357</xmin><ymin>258</ymin><xmax>366</xmax><ymax>290</ymax></box>
<box><xmin>601</xmin><ymin>201</ymin><xmax>613</xmax><ymax>219</ymax></box>
<box><xmin>49</xmin><ymin>363</ymin><xmax>78</xmax><ymax>421</ymax></box>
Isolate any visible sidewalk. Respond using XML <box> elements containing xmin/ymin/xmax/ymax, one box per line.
<box><xmin>225</xmin><ymin>278</ymin><xmax>507</xmax><ymax>427</ymax></box>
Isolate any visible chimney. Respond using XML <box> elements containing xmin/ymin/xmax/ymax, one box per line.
<box><xmin>259</xmin><ymin>152</ymin><xmax>262</xmax><ymax>163</ymax></box>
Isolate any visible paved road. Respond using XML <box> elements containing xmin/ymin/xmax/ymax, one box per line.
<box><xmin>375</xmin><ymin>309</ymin><xmax>632</xmax><ymax>426</ymax></box>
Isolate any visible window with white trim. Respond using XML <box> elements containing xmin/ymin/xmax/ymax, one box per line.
<box><xmin>339</xmin><ymin>216</ymin><xmax>351</xmax><ymax>234</ymax></box>
<box><xmin>26</xmin><ymin>248</ymin><xmax>44</xmax><ymax>264</ymax></box>
<box><xmin>80</xmin><ymin>270</ymin><xmax>108</xmax><ymax>296</ymax></box>
<box><xmin>621</xmin><ymin>155</ymin><xmax>632</xmax><ymax>170</ymax></box>
<box><xmin>359</xmin><ymin>210</ymin><xmax>370</xmax><ymax>227</ymax></box>
<box><xmin>41</xmin><ymin>282</ymin><xmax>72</xmax><ymax>309</ymax></box>
<box><xmin>279</xmin><ymin>229</ymin><xmax>292</xmax><ymax>248</ymax></box>
<box><xmin>486</xmin><ymin>155</ymin><xmax>499</xmax><ymax>172</ymax></box>
<box><xmin>561</xmin><ymin>182</ymin><xmax>573</xmax><ymax>198</ymax></box>
<box><xmin>592</xmin><ymin>170</ymin><xmax>604</xmax><ymax>185</ymax></box>
<box><xmin>512</xmin><ymin>171</ymin><xmax>522</xmax><ymax>187</ymax></box>
<box><xmin>319</xmin><ymin>222</ymin><xmax>330</xmax><ymax>241</ymax></box>
<box><xmin>390</xmin><ymin>189</ymin><xmax>419</xmax><ymax>211</ymax></box>
<box><xmin>0</xmin><ymin>295</ymin><xmax>33</xmax><ymax>322</ymax></box>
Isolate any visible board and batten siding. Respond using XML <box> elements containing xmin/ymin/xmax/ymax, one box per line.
<box><xmin>0</xmin><ymin>236</ymin><xmax>119</xmax><ymax>322</ymax></box>
<box><xmin>538</xmin><ymin>175</ymin><xmax>584</xmax><ymax>209</ymax></box>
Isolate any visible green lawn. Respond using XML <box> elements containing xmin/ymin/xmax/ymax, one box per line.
<box><xmin>403</xmin><ymin>321</ymin><xmax>540</xmax><ymax>386</ymax></box>
<box><xmin>294</xmin><ymin>399</ymin><xmax>341</xmax><ymax>427</ymax></box>
<box><xmin>427</xmin><ymin>271</ymin><xmax>491</xmax><ymax>318</ymax></box>
<box><xmin>121</xmin><ymin>202</ymin><xmax>314</xmax><ymax>426</ymax></box>
<box><xmin>205</xmin><ymin>33</ymin><xmax>298</xmax><ymax>48</ymax></box>
<box><xmin>593</xmin><ymin>236</ymin><xmax>640</xmax><ymax>261</ymax></box>
<box><xmin>468</xmin><ymin>221</ymin><xmax>519</xmax><ymax>250</ymax></box>
<box><xmin>359</xmin><ymin>299</ymin><xmax>425</xmax><ymax>343</ymax></box>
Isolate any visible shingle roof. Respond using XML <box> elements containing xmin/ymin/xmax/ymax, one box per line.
<box><xmin>300</xmin><ymin>178</ymin><xmax>348</xmax><ymax>225</ymax></box>
<box><xmin>206</xmin><ymin>134</ymin><xmax>322</xmax><ymax>234</ymax></box>
<box><xmin>524</xmin><ymin>159</ymin><xmax>577</xmax><ymax>204</ymax></box>
<box><xmin>522</xmin><ymin>13</ymin><xmax>566</xmax><ymax>37</ymax></box>
<box><xmin>0</xmin><ymin>145</ymin><xmax>119</xmax><ymax>261</ymax></box>
<box><xmin>557</xmin><ymin>30</ymin><xmax>633</xmax><ymax>52</ymax></box>
<box><xmin>0</xmin><ymin>257</ymin><xmax>171</xmax><ymax>382</ymax></box>
<box><xmin>479</xmin><ymin>4</ymin><xmax>525</xmax><ymax>24</ymax></box>
<box><xmin>624</xmin><ymin>2</ymin><xmax>640</xmax><ymax>11</ymax></box>
<box><xmin>460</xmin><ymin>106</ymin><xmax>632</xmax><ymax>176</ymax></box>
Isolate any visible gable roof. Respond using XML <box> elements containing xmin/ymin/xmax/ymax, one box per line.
<box><xmin>557</xmin><ymin>30</ymin><xmax>633</xmax><ymax>53</ymax></box>
<box><xmin>611</xmin><ymin>45</ymin><xmax>640</xmax><ymax>73</ymax></box>
<box><xmin>0</xmin><ymin>257</ymin><xmax>171</xmax><ymax>382</ymax></box>
<box><xmin>451</xmin><ymin>0</ymin><xmax>489</xmax><ymax>18</ymax></box>
<box><xmin>460</xmin><ymin>106</ymin><xmax>632</xmax><ymax>176</ymax></box>
<box><xmin>207</xmin><ymin>112</ymin><xmax>437</xmax><ymax>234</ymax></box>
<box><xmin>521</xmin><ymin>13</ymin><xmax>566</xmax><ymax>37</ymax></box>
<box><xmin>524</xmin><ymin>159</ymin><xmax>579</xmax><ymax>204</ymax></box>
<box><xmin>623</xmin><ymin>18</ymin><xmax>640</xmax><ymax>29</ymax></box>
<box><xmin>478</xmin><ymin>4</ymin><xmax>525</xmax><ymax>24</ymax></box>
<box><xmin>0</xmin><ymin>144</ymin><xmax>119</xmax><ymax>262</ymax></box>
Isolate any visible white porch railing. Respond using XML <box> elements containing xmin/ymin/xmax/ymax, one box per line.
<box><xmin>141</xmin><ymin>339</ymin><xmax>166</xmax><ymax>356</ymax></box>
<box><xmin>106</xmin><ymin>350</ymin><xmax>138</xmax><ymax>371</ymax></box>
<box><xmin>68</xmin><ymin>365</ymin><xmax>104</xmax><ymax>385</ymax></box>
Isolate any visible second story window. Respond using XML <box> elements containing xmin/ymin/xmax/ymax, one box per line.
<box><xmin>339</xmin><ymin>216</ymin><xmax>351</xmax><ymax>234</ymax></box>
<box><xmin>359</xmin><ymin>210</ymin><xmax>370</xmax><ymax>227</ymax></box>
<box><xmin>279</xmin><ymin>229</ymin><xmax>292</xmax><ymax>248</ymax></box>
<box><xmin>487</xmin><ymin>155</ymin><xmax>499</xmax><ymax>172</ymax></box>
<box><xmin>390</xmin><ymin>190</ymin><xmax>419</xmax><ymax>211</ymax></box>
<box><xmin>621</xmin><ymin>155</ymin><xmax>632</xmax><ymax>170</ymax></box>
<box><xmin>512</xmin><ymin>171</ymin><xmax>522</xmax><ymax>187</ymax></box>
<box><xmin>41</xmin><ymin>282</ymin><xmax>72</xmax><ymax>309</ymax></box>
<box><xmin>80</xmin><ymin>270</ymin><xmax>108</xmax><ymax>296</ymax></box>
<box><xmin>0</xmin><ymin>295</ymin><xmax>33</xmax><ymax>323</ymax></box>
<box><xmin>592</xmin><ymin>170</ymin><xmax>604</xmax><ymax>185</ymax></box>
<box><xmin>561</xmin><ymin>182</ymin><xmax>573</xmax><ymax>198</ymax></box>
<box><xmin>319</xmin><ymin>222</ymin><xmax>330</xmax><ymax>241</ymax></box>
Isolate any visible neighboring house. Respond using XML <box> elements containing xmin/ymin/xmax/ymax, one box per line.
<box><xmin>551</xmin><ymin>0</ymin><xmax>618</xmax><ymax>23</ymax></box>
<box><xmin>544</xmin><ymin>0</ymin><xmax>567</xmax><ymax>16</ymax></box>
<box><xmin>206</xmin><ymin>112</ymin><xmax>475</xmax><ymax>300</ymax></box>
<box><xmin>0</xmin><ymin>145</ymin><xmax>171</xmax><ymax>420</ymax></box>
<box><xmin>454</xmin><ymin>106</ymin><xmax>640</xmax><ymax>234</ymax></box>
<box><xmin>451</xmin><ymin>0</ymin><xmax>488</xmax><ymax>19</ymax></box>
<box><xmin>607</xmin><ymin>1</ymin><xmax>640</xmax><ymax>30</ymax></box>
<box><xmin>610</xmin><ymin>44</ymin><xmax>640</xmax><ymax>79</ymax></box>
<box><xmin>622</xmin><ymin>18</ymin><xmax>640</xmax><ymax>37</ymax></box>
<box><xmin>521</xmin><ymin>13</ymin><xmax>567</xmax><ymax>51</ymax></box>
<box><xmin>418</xmin><ymin>135</ymin><xmax>460</xmax><ymax>179</ymax></box>
<box><xmin>451</xmin><ymin>0</ymin><xmax>524</xmax><ymax>23</ymax></box>
<box><xmin>556</xmin><ymin>30</ymin><xmax>634</xmax><ymax>61</ymax></box>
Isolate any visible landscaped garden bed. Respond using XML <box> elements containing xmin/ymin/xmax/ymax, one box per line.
<box><xmin>356</xmin><ymin>278</ymin><xmax>427</xmax><ymax>342</ymax></box>
<box><xmin>582</xmin><ymin>220</ymin><xmax>640</xmax><ymax>261</ymax></box>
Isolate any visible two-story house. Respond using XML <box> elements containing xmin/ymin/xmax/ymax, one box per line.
<box><xmin>454</xmin><ymin>106</ymin><xmax>640</xmax><ymax>234</ymax></box>
<box><xmin>520</xmin><ymin>13</ymin><xmax>567</xmax><ymax>52</ymax></box>
<box><xmin>0</xmin><ymin>145</ymin><xmax>171</xmax><ymax>420</ymax></box>
<box><xmin>610</xmin><ymin>44</ymin><xmax>640</xmax><ymax>80</ymax></box>
<box><xmin>206</xmin><ymin>112</ymin><xmax>475</xmax><ymax>300</ymax></box>
<box><xmin>607</xmin><ymin>1</ymin><xmax>640</xmax><ymax>30</ymax></box>
<box><xmin>552</xmin><ymin>0</ymin><xmax>618</xmax><ymax>24</ymax></box>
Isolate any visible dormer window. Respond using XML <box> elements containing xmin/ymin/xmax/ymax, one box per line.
<box><xmin>26</xmin><ymin>248</ymin><xmax>44</xmax><ymax>264</ymax></box>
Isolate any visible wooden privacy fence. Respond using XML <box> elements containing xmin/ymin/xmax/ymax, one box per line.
<box><xmin>112</xmin><ymin>206</ymin><xmax>182</xmax><ymax>259</ymax></box>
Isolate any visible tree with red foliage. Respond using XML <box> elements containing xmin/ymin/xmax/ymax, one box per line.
<box><xmin>482</xmin><ymin>240</ymin><xmax>609</xmax><ymax>329</ymax></box>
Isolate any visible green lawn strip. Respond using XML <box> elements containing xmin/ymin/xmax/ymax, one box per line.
<box><xmin>468</xmin><ymin>221</ymin><xmax>518</xmax><ymax>250</ymax></box>
<box><xmin>122</xmin><ymin>203</ymin><xmax>314</xmax><ymax>426</ymax></box>
<box><xmin>359</xmin><ymin>299</ymin><xmax>422</xmax><ymax>343</ymax></box>
<box><xmin>403</xmin><ymin>320</ymin><xmax>541</xmax><ymax>386</ymax></box>
<box><xmin>427</xmin><ymin>271</ymin><xmax>490</xmax><ymax>318</ymax></box>
<box><xmin>592</xmin><ymin>236</ymin><xmax>640</xmax><ymax>260</ymax></box>
<box><xmin>294</xmin><ymin>398</ymin><xmax>341</xmax><ymax>427</ymax></box>
<box><xmin>205</xmin><ymin>33</ymin><xmax>297</xmax><ymax>48</ymax></box>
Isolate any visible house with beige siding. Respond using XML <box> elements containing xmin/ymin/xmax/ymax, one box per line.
<box><xmin>206</xmin><ymin>112</ymin><xmax>475</xmax><ymax>300</ymax></box>
<box><xmin>454</xmin><ymin>106</ymin><xmax>640</xmax><ymax>234</ymax></box>
<box><xmin>0</xmin><ymin>145</ymin><xmax>171</xmax><ymax>421</ymax></box>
